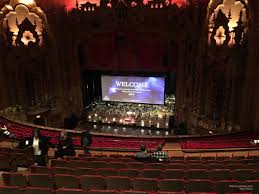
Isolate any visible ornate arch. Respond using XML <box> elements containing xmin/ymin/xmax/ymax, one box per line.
<box><xmin>208</xmin><ymin>0</ymin><xmax>249</xmax><ymax>47</ymax></box>
<box><xmin>0</xmin><ymin>0</ymin><xmax>48</xmax><ymax>47</ymax></box>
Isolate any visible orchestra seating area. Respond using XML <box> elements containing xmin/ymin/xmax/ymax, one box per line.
<box><xmin>0</xmin><ymin>117</ymin><xmax>165</xmax><ymax>151</ymax></box>
<box><xmin>181</xmin><ymin>132</ymin><xmax>259</xmax><ymax>150</ymax></box>
<box><xmin>1</xmin><ymin>155</ymin><xmax>259</xmax><ymax>194</ymax></box>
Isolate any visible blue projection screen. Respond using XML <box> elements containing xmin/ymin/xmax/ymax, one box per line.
<box><xmin>101</xmin><ymin>76</ymin><xmax>165</xmax><ymax>105</ymax></box>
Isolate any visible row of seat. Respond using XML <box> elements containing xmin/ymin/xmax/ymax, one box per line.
<box><xmin>1</xmin><ymin>186</ymin><xmax>244</xmax><ymax>194</ymax></box>
<box><xmin>30</xmin><ymin>166</ymin><xmax>259</xmax><ymax>181</ymax></box>
<box><xmin>2</xmin><ymin>173</ymin><xmax>257</xmax><ymax>193</ymax></box>
<box><xmin>51</xmin><ymin>159</ymin><xmax>259</xmax><ymax>169</ymax></box>
<box><xmin>0</xmin><ymin>148</ymin><xmax>33</xmax><ymax>171</ymax></box>
<box><xmin>74</xmin><ymin>155</ymin><xmax>259</xmax><ymax>161</ymax></box>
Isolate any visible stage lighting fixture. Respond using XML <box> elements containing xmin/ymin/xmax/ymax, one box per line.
<box><xmin>88</xmin><ymin>116</ymin><xmax>91</xmax><ymax>119</ymax></box>
<box><xmin>165</xmin><ymin>131</ymin><xmax>169</xmax><ymax>136</ymax></box>
<box><xmin>209</xmin><ymin>131</ymin><xmax>213</xmax><ymax>134</ymax></box>
<box><xmin>156</xmin><ymin>131</ymin><xmax>160</xmax><ymax>134</ymax></box>
<box><xmin>95</xmin><ymin>114</ymin><xmax>97</xmax><ymax>117</ymax></box>
<box><xmin>36</xmin><ymin>115</ymin><xmax>41</xmax><ymax>118</ymax></box>
<box><xmin>93</xmin><ymin>125</ymin><xmax>97</xmax><ymax>129</ymax></box>
<box><xmin>108</xmin><ymin>126</ymin><xmax>111</xmax><ymax>129</ymax></box>
<box><xmin>141</xmin><ymin>129</ymin><xmax>144</xmax><ymax>133</ymax></box>
<box><xmin>253</xmin><ymin>140</ymin><xmax>259</xmax><ymax>144</ymax></box>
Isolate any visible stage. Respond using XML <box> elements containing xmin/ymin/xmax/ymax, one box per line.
<box><xmin>83</xmin><ymin>95</ymin><xmax>175</xmax><ymax>130</ymax></box>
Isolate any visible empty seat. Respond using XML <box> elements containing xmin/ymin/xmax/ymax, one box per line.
<box><xmin>56</xmin><ymin>188</ymin><xmax>84</xmax><ymax>194</ymax></box>
<box><xmin>209</xmin><ymin>170</ymin><xmax>232</xmax><ymax>180</ymax></box>
<box><xmin>0</xmin><ymin>155</ymin><xmax>12</xmax><ymax>171</ymax></box>
<box><xmin>106</xmin><ymin>176</ymin><xmax>131</xmax><ymax>190</ymax></box>
<box><xmin>0</xmin><ymin>186</ymin><xmax>23</xmax><ymax>194</ymax></box>
<box><xmin>69</xmin><ymin>161</ymin><xmax>88</xmax><ymax>168</ymax></box>
<box><xmin>52</xmin><ymin>167</ymin><xmax>76</xmax><ymax>175</ymax></box>
<box><xmin>76</xmin><ymin>168</ymin><xmax>96</xmax><ymax>176</ymax></box>
<box><xmin>118</xmin><ymin>169</ymin><xmax>139</xmax><ymax>178</ymax></box>
<box><xmin>122</xmin><ymin>191</ymin><xmax>149</xmax><ymax>194</ymax></box>
<box><xmin>54</xmin><ymin>174</ymin><xmax>80</xmax><ymax>189</ymax></box>
<box><xmin>187</xmin><ymin>164</ymin><xmax>206</xmax><ymax>169</ymax></box>
<box><xmin>159</xmin><ymin>179</ymin><xmax>185</xmax><ymax>192</ymax></box>
<box><xmin>132</xmin><ymin>178</ymin><xmax>158</xmax><ymax>191</ymax></box>
<box><xmin>27</xmin><ymin>174</ymin><xmax>53</xmax><ymax>188</ymax></box>
<box><xmin>231</xmin><ymin>170</ymin><xmax>254</xmax><ymax>180</ymax></box>
<box><xmin>24</xmin><ymin>187</ymin><xmax>53</xmax><ymax>194</ymax></box>
<box><xmin>228</xmin><ymin>164</ymin><xmax>247</xmax><ymax>170</ymax></box>
<box><xmin>186</xmin><ymin>180</ymin><xmax>214</xmax><ymax>192</ymax></box>
<box><xmin>207</xmin><ymin>164</ymin><xmax>226</xmax><ymax>170</ymax></box>
<box><xmin>139</xmin><ymin>169</ymin><xmax>162</xmax><ymax>178</ymax></box>
<box><xmin>186</xmin><ymin>170</ymin><xmax>210</xmax><ymax>179</ymax></box>
<box><xmin>144</xmin><ymin>163</ymin><xmax>164</xmax><ymax>169</ymax></box>
<box><xmin>97</xmin><ymin>168</ymin><xmax>118</xmax><ymax>177</ymax></box>
<box><xmin>2</xmin><ymin>173</ymin><xmax>27</xmax><ymax>187</ymax></box>
<box><xmin>87</xmin><ymin>162</ymin><xmax>107</xmax><ymax>169</ymax></box>
<box><xmin>51</xmin><ymin>159</ymin><xmax>68</xmax><ymax>167</ymax></box>
<box><xmin>88</xmin><ymin>190</ymin><xmax>119</xmax><ymax>194</ymax></box>
<box><xmin>30</xmin><ymin>166</ymin><xmax>51</xmax><ymax>174</ymax></box>
<box><xmin>162</xmin><ymin>170</ymin><xmax>185</xmax><ymax>179</ymax></box>
<box><xmin>106</xmin><ymin>162</ymin><xmax>128</xmax><ymax>169</ymax></box>
<box><xmin>170</xmin><ymin>156</ymin><xmax>184</xmax><ymax>161</ymax></box>
<box><xmin>126</xmin><ymin>162</ymin><xmax>144</xmax><ymax>169</ymax></box>
<box><xmin>159</xmin><ymin>192</ymin><xmax>186</xmax><ymax>194</ymax></box>
<box><xmin>166</xmin><ymin>164</ymin><xmax>186</xmax><ymax>169</ymax></box>
<box><xmin>80</xmin><ymin>175</ymin><xmax>106</xmax><ymax>190</ymax></box>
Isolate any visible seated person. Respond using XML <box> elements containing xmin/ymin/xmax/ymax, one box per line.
<box><xmin>0</xmin><ymin>124</ymin><xmax>15</xmax><ymax>139</ymax></box>
<box><xmin>19</xmin><ymin>128</ymin><xmax>54</xmax><ymax>166</ymax></box>
<box><xmin>81</xmin><ymin>129</ymin><xmax>92</xmax><ymax>154</ymax></box>
<box><xmin>151</xmin><ymin>144</ymin><xmax>169</xmax><ymax>162</ymax></box>
<box><xmin>55</xmin><ymin>131</ymin><xmax>75</xmax><ymax>158</ymax></box>
<box><xmin>134</xmin><ymin>145</ymin><xmax>150</xmax><ymax>161</ymax></box>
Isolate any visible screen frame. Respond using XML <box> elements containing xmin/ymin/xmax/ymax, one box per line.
<box><xmin>101</xmin><ymin>75</ymin><xmax>166</xmax><ymax>105</ymax></box>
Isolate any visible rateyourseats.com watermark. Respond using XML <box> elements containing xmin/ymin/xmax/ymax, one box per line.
<box><xmin>229</xmin><ymin>184</ymin><xmax>254</xmax><ymax>191</ymax></box>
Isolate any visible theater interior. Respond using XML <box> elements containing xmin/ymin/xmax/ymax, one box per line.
<box><xmin>0</xmin><ymin>0</ymin><xmax>259</xmax><ymax>193</ymax></box>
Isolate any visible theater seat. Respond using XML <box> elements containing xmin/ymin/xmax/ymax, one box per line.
<box><xmin>52</xmin><ymin>167</ymin><xmax>76</xmax><ymax>175</ymax></box>
<box><xmin>122</xmin><ymin>191</ymin><xmax>149</xmax><ymax>194</ymax></box>
<box><xmin>80</xmin><ymin>175</ymin><xmax>106</xmax><ymax>190</ymax></box>
<box><xmin>54</xmin><ymin>174</ymin><xmax>80</xmax><ymax>189</ymax></box>
<box><xmin>118</xmin><ymin>169</ymin><xmax>139</xmax><ymax>178</ymax></box>
<box><xmin>186</xmin><ymin>180</ymin><xmax>214</xmax><ymax>192</ymax></box>
<box><xmin>24</xmin><ymin>187</ymin><xmax>53</xmax><ymax>194</ymax></box>
<box><xmin>56</xmin><ymin>188</ymin><xmax>84</xmax><ymax>194</ymax></box>
<box><xmin>30</xmin><ymin>166</ymin><xmax>51</xmax><ymax>174</ymax></box>
<box><xmin>106</xmin><ymin>176</ymin><xmax>132</xmax><ymax>190</ymax></box>
<box><xmin>97</xmin><ymin>168</ymin><xmax>118</xmax><ymax>177</ymax></box>
<box><xmin>88</xmin><ymin>190</ymin><xmax>119</xmax><ymax>194</ymax></box>
<box><xmin>162</xmin><ymin>170</ymin><xmax>185</xmax><ymax>179</ymax></box>
<box><xmin>76</xmin><ymin>168</ymin><xmax>96</xmax><ymax>176</ymax></box>
<box><xmin>132</xmin><ymin>178</ymin><xmax>158</xmax><ymax>192</ymax></box>
<box><xmin>139</xmin><ymin>169</ymin><xmax>162</xmax><ymax>178</ymax></box>
<box><xmin>27</xmin><ymin>174</ymin><xmax>53</xmax><ymax>188</ymax></box>
<box><xmin>159</xmin><ymin>179</ymin><xmax>185</xmax><ymax>192</ymax></box>
<box><xmin>2</xmin><ymin>173</ymin><xmax>27</xmax><ymax>187</ymax></box>
<box><xmin>0</xmin><ymin>186</ymin><xmax>23</xmax><ymax>194</ymax></box>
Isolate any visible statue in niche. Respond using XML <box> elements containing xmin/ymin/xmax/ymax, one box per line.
<box><xmin>213</xmin><ymin>0</ymin><xmax>247</xmax><ymax>31</ymax></box>
<box><xmin>211</xmin><ymin>9</ymin><xmax>230</xmax><ymax>46</ymax></box>
<box><xmin>15</xmin><ymin>17</ymin><xmax>40</xmax><ymax>47</ymax></box>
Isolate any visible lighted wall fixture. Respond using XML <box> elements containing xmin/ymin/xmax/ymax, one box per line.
<box><xmin>0</xmin><ymin>0</ymin><xmax>48</xmax><ymax>47</ymax></box>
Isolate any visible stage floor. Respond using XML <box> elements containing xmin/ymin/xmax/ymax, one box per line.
<box><xmin>89</xmin><ymin>124</ymin><xmax>173</xmax><ymax>137</ymax></box>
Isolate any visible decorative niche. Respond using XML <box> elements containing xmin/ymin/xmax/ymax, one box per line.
<box><xmin>0</xmin><ymin>0</ymin><xmax>48</xmax><ymax>47</ymax></box>
<box><xmin>208</xmin><ymin>0</ymin><xmax>248</xmax><ymax>47</ymax></box>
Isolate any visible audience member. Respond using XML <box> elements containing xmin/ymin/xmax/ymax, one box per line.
<box><xmin>55</xmin><ymin>131</ymin><xmax>75</xmax><ymax>158</ymax></box>
<box><xmin>81</xmin><ymin>129</ymin><xmax>92</xmax><ymax>154</ymax></box>
<box><xmin>19</xmin><ymin>128</ymin><xmax>54</xmax><ymax>166</ymax></box>
<box><xmin>151</xmin><ymin>144</ymin><xmax>169</xmax><ymax>162</ymax></box>
<box><xmin>134</xmin><ymin>145</ymin><xmax>150</xmax><ymax>161</ymax></box>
